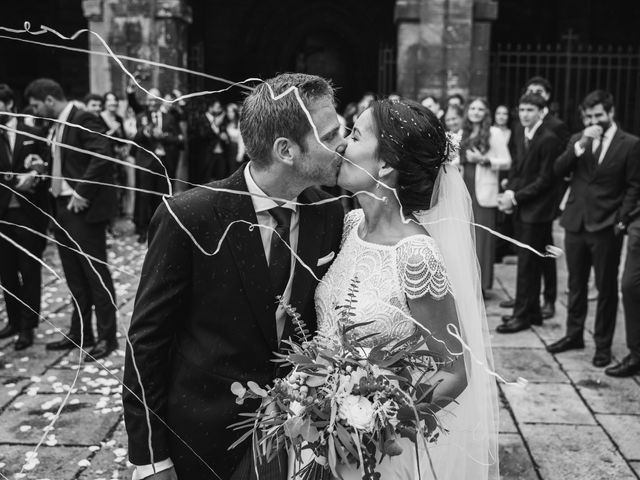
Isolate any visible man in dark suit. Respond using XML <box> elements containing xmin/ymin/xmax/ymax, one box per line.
<box><xmin>500</xmin><ymin>77</ymin><xmax>570</xmax><ymax>319</ymax></box>
<box><xmin>548</xmin><ymin>90</ymin><xmax>640</xmax><ymax>367</ymax></box>
<box><xmin>133</xmin><ymin>88</ymin><xmax>183</xmax><ymax>244</ymax></box>
<box><xmin>0</xmin><ymin>83</ymin><xmax>50</xmax><ymax>350</ymax></box>
<box><xmin>496</xmin><ymin>93</ymin><xmax>561</xmax><ymax>333</ymax></box>
<box><xmin>123</xmin><ymin>73</ymin><xmax>346</xmax><ymax>480</ymax></box>
<box><xmin>188</xmin><ymin>98</ymin><xmax>229</xmax><ymax>185</ymax></box>
<box><xmin>607</xmin><ymin>206</ymin><xmax>640</xmax><ymax>377</ymax></box>
<box><xmin>25</xmin><ymin>78</ymin><xmax>119</xmax><ymax>361</ymax></box>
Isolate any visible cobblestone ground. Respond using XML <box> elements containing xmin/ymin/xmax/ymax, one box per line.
<box><xmin>0</xmin><ymin>222</ymin><xmax>638</xmax><ymax>480</ymax></box>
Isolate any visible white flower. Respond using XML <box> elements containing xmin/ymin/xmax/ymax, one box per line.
<box><xmin>338</xmin><ymin>395</ymin><xmax>375</xmax><ymax>432</ymax></box>
<box><xmin>289</xmin><ymin>401</ymin><xmax>306</xmax><ymax>417</ymax></box>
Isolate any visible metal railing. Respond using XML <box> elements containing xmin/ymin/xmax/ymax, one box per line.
<box><xmin>490</xmin><ymin>40</ymin><xmax>640</xmax><ymax>133</ymax></box>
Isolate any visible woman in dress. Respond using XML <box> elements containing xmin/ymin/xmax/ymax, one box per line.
<box><xmin>294</xmin><ymin>99</ymin><xmax>499</xmax><ymax>479</ymax></box>
<box><xmin>459</xmin><ymin>98</ymin><xmax>511</xmax><ymax>296</ymax></box>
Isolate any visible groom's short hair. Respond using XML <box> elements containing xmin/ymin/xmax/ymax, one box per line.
<box><xmin>240</xmin><ymin>73</ymin><xmax>335</xmax><ymax>167</ymax></box>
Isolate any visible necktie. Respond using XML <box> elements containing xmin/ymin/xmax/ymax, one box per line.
<box><xmin>593</xmin><ymin>137</ymin><xmax>604</xmax><ymax>165</ymax></box>
<box><xmin>50</xmin><ymin>124</ymin><xmax>63</xmax><ymax>197</ymax></box>
<box><xmin>0</xmin><ymin>130</ymin><xmax>11</xmax><ymax>163</ymax></box>
<box><xmin>268</xmin><ymin>206</ymin><xmax>293</xmax><ymax>296</ymax></box>
<box><xmin>524</xmin><ymin>136</ymin><xmax>530</xmax><ymax>152</ymax></box>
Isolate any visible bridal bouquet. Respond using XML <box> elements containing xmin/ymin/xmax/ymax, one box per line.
<box><xmin>229</xmin><ymin>284</ymin><xmax>449</xmax><ymax>480</ymax></box>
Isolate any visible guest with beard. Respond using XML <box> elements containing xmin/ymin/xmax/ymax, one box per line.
<box><xmin>0</xmin><ymin>83</ymin><xmax>50</xmax><ymax>350</ymax></box>
<box><xmin>25</xmin><ymin>78</ymin><xmax>119</xmax><ymax>360</ymax></box>
<box><xmin>547</xmin><ymin>90</ymin><xmax>640</xmax><ymax>367</ymax></box>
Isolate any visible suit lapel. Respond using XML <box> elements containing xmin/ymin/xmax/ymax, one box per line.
<box><xmin>217</xmin><ymin>167</ymin><xmax>279</xmax><ymax>351</ymax></box>
<box><xmin>281</xmin><ymin>190</ymin><xmax>325</xmax><ymax>343</ymax></box>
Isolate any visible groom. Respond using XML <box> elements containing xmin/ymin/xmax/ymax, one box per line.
<box><xmin>123</xmin><ymin>73</ymin><xmax>346</xmax><ymax>479</ymax></box>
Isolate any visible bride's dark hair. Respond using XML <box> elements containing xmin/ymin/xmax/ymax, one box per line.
<box><xmin>370</xmin><ymin>99</ymin><xmax>450</xmax><ymax>214</ymax></box>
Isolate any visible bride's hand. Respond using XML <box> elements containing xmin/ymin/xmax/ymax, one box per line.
<box><xmin>145</xmin><ymin>467</ymin><xmax>178</xmax><ymax>480</ymax></box>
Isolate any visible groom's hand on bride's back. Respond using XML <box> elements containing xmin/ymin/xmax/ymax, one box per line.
<box><xmin>144</xmin><ymin>467</ymin><xmax>178</xmax><ymax>480</ymax></box>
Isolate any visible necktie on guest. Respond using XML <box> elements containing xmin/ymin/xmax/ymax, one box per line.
<box><xmin>268</xmin><ymin>206</ymin><xmax>293</xmax><ymax>296</ymax></box>
<box><xmin>592</xmin><ymin>137</ymin><xmax>604</xmax><ymax>165</ymax></box>
<box><xmin>0</xmin><ymin>130</ymin><xmax>11</xmax><ymax>162</ymax></box>
<box><xmin>49</xmin><ymin>124</ymin><xmax>63</xmax><ymax>197</ymax></box>
<box><xmin>524</xmin><ymin>136</ymin><xmax>530</xmax><ymax>152</ymax></box>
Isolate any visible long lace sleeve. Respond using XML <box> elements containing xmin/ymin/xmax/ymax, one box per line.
<box><xmin>397</xmin><ymin>236</ymin><xmax>452</xmax><ymax>300</ymax></box>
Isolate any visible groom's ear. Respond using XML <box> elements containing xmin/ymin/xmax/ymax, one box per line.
<box><xmin>272</xmin><ymin>137</ymin><xmax>299</xmax><ymax>167</ymax></box>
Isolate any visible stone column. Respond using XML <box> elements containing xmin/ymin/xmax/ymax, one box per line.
<box><xmin>82</xmin><ymin>0</ymin><xmax>113</xmax><ymax>95</ymax></box>
<box><xmin>83</xmin><ymin>0</ymin><xmax>191</xmax><ymax>98</ymax></box>
<box><xmin>394</xmin><ymin>0</ymin><xmax>497</xmax><ymax>102</ymax></box>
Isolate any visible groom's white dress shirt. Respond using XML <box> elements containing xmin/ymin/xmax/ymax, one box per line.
<box><xmin>132</xmin><ymin>162</ymin><xmax>299</xmax><ymax>479</ymax></box>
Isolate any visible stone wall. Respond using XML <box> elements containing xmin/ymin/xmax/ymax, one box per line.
<box><xmin>395</xmin><ymin>0</ymin><xmax>497</xmax><ymax>101</ymax></box>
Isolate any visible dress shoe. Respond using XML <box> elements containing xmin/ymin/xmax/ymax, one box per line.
<box><xmin>46</xmin><ymin>336</ymin><xmax>95</xmax><ymax>351</ymax></box>
<box><xmin>499</xmin><ymin>299</ymin><xmax>515</xmax><ymax>309</ymax></box>
<box><xmin>592</xmin><ymin>350</ymin><xmax>612</xmax><ymax>368</ymax></box>
<box><xmin>496</xmin><ymin>318</ymin><xmax>531</xmax><ymax>334</ymax></box>
<box><xmin>546</xmin><ymin>336</ymin><xmax>585</xmax><ymax>354</ymax></box>
<box><xmin>0</xmin><ymin>324</ymin><xmax>19</xmax><ymax>339</ymax></box>
<box><xmin>14</xmin><ymin>330</ymin><xmax>34</xmax><ymax>351</ymax></box>
<box><xmin>85</xmin><ymin>339</ymin><xmax>118</xmax><ymax>362</ymax></box>
<box><xmin>502</xmin><ymin>314</ymin><xmax>541</xmax><ymax>326</ymax></box>
<box><xmin>541</xmin><ymin>302</ymin><xmax>555</xmax><ymax>320</ymax></box>
<box><xmin>605</xmin><ymin>355</ymin><xmax>640</xmax><ymax>377</ymax></box>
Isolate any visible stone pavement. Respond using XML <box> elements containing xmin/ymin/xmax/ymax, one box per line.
<box><xmin>0</xmin><ymin>224</ymin><xmax>638</xmax><ymax>479</ymax></box>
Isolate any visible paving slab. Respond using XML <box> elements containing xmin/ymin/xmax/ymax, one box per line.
<box><xmin>596</xmin><ymin>414</ymin><xmax>640</xmax><ymax>461</ymax></box>
<box><xmin>570</xmin><ymin>370</ymin><xmax>640</xmax><ymax>415</ymax></box>
<box><xmin>498</xmin><ymin>433</ymin><xmax>538</xmax><ymax>480</ymax></box>
<box><xmin>0</xmin><ymin>346</ymin><xmax>66</xmax><ymax>378</ymax></box>
<box><xmin>520</xmin><ymin>423</ymin><xmax>637</xmax><ymax>480</ymax></box>
<box><xmin>631</xmin><ymin>461</ymin><xmax>640</xmax><ymax>477</ymax></box>
<box><xmin>501</xmin><ymin>382</ymin><xmax>596</xmax><ymax>425</ymax></box>
<box><xmin>0</xmin><ymin>393</ymin><xmax>122</xmax><ymax>446</ymax></box>
<box><xmin>499</xmin><ymin>404</ymin><xmax>519</xmax><ymax>434</ymax></box>
<box><xmin>0</xmin><ymin>377</ymin><xmax>31</xmax><ymax>411</ymax></box>
<box><xmin>29</xmin><ymin>366</ymin><xmax>123</xmax><ymax>397</ymax></box>
<box><xmin>493</xmin><ymin>348</ymin><xmax>569</xmax><ymax>383</ymax></box>
<box><xmin>76</xmin><ymin>420</ymin><xmax>134</xmax><ymax>480</ymax></box>
<box><xmin>0</xmin><ymin>444</ymin><xmax>87</xmax><ymax>479</ymax></box>
<box><xmin>489</xmin><ymin>329</ymin><xmax>546</xmax><ymax>349</ymax></box>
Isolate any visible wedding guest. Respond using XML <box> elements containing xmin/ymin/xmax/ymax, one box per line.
<box><xmin>420</xmin><ymin>95</ymin><xmax>443</xmax><ymax>120</ymax></box>
<box><xmin>342</xmin><ymin>102</ymin><xmax>358</xmax><ymax>132</ymax></box>
<box><xmin>493</xmin><ymin>104</ymin><xmax>512</xmax><ymax>143</ymax></box>
<box><xmin>189</xmin><ymin>98</ymin><xmax>228</xmax><ymax>184</ymax></box>
<box><xmin>607</xmin><ymin>204</ymin><xmax>640</xmax><ymax>377</ymax></box>
<box><xmin>444</xmin><ymin>104</ymin><xmax>464</xmax><ymax>135</ymax></box>
<box><xmin>459</xmin><ymin>98</ymin><xmax>511</xmax><ymax>296</ymax></box>
<box><xmin>547</xmin><ymin>90</ymin><xmax>640</xmax><ymax>367</ymax></box>
<box><xmin>0</xmin><ymin>83</ymin><xmax>50</xmax><ymax>350</ymax></box>
<box><xmin>26</xmin><ymin>78</ymin><xmax>119</xmax><ymax>360</ymax></box>
<box><xmin>133</xmin><ymin>87</ymin><xmax>183</xmax><ymax>243</ymax></box>
<box><xmin>446</xmin><ymin>93</ymin><xmax>466</xmax><ymax>109</ymax></box>
<box><xmin>83</xmin><ymin>93</ymin><xmax>103</xmax><ymax>116</ymax></box>
<box><xmin>225</xmin><ymin>102</ymin><xmax>245</xmax><ymax>174</ymax></box>
<box><xmin>496</xmin><ymin>93</ymin><xmax>561</xmax><ymax>334</ymax></box>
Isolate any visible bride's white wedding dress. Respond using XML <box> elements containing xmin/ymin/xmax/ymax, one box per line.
<box><xmin>288</xmin><ymin>167</ymin><xmax>499</xmax><ymax>479</ymax></box>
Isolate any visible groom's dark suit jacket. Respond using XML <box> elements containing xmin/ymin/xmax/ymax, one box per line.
<box><xmin>123</xmin><ymin>166</ymin><xmax>343</xmax><ymax>479</ymax></box>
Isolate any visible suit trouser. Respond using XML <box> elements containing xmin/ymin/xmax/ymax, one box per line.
<box><xmin>513</xmin><ymin>220</ymin><xmax>551</xmax><ymax>325</ymax></box>
<box><xmin>621</xmin><ymin>218</ymin><xmax>640</xmax><ymax>360</ymax></box>
<box><xmin>565</xmin><ymin>227</ymin><xmax>623</xmax><ymax>352</ymax></box>
<box><xmin>135</xmin><ymin>161</ymin><xmax>170</xmax><ymax>235</ymax></box>
<box><xmin>542</xmin><ymin>226</ymin><xmax>557</xmax><ymax>304</ymax></box>
<box><xmin>53</xmin><ymin>198</ymin><xmax>117</xmax><ymax>342</ymax></box>
<box><xmin>0</xmin><ymin>207</ymin><xmax>46</xmax><ymax>331</ymax></box>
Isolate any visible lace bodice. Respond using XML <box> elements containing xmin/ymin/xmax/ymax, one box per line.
<box><xmin>315</xmin><ymin>210</ymin><xmax>452</xmax><ymax>347</ymax></box>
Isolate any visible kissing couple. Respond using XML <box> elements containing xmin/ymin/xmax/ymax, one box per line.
<box><xmin>123</xmin><ymin>73</ymin><xmax>499</xmax><ymax>480</ymax></box>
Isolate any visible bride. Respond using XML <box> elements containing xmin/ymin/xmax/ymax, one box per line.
<box><xmin>289</xmin><ymin>98</ymin><xmax>499</xmax><ymax>479</ymax></box>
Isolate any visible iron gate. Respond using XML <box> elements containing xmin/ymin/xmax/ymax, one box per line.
<box><xmin>490</xmin><ymin>38</ymin><xmax>640</xmax><ymax>133</ymax></box>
